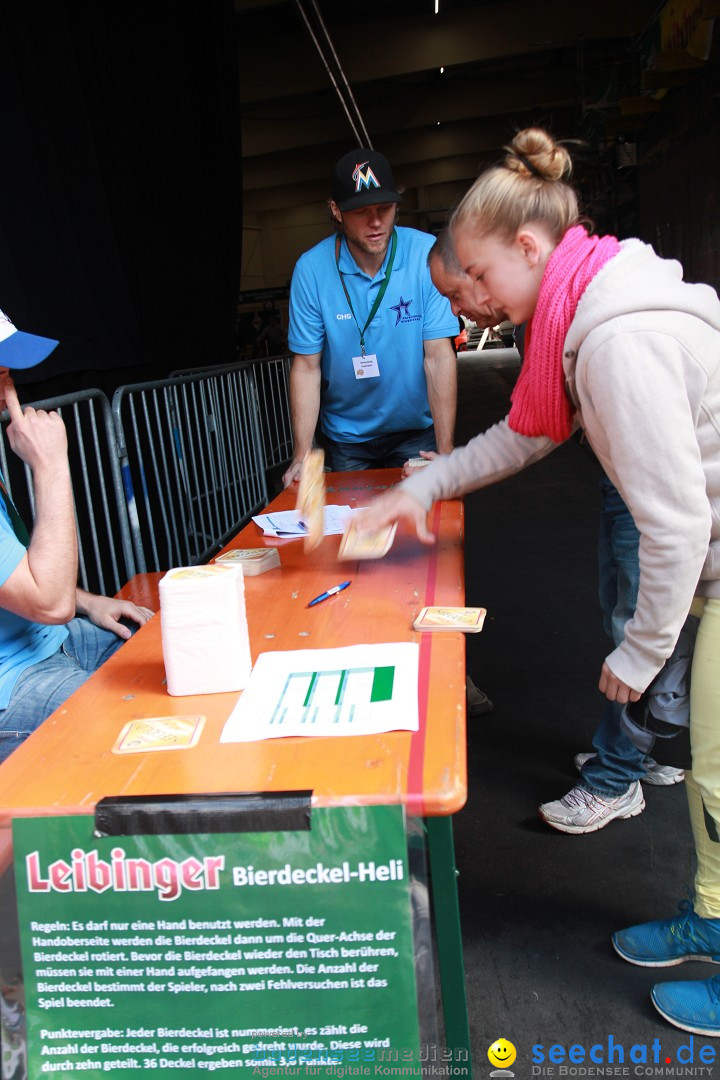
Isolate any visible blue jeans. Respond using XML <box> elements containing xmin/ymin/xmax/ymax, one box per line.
<box><xmin>579</xmin><ymin>476</ymin><xmax>647</xmax><ymax>796</ymax></box>
<box><xmin>0</xmin><ymin>617</ymin><xmax>124</xmax><ymax>763</ymax></box>
<box><xmin>322</xmin><ymin>425</ymin><xmax>436</xmax><ymax>472</ymax></box>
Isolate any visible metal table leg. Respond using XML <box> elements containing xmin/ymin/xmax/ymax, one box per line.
<box><xmin>426</xmin><ymin>814</ymin><xmax>472</xmax><ymax>1076</ymax></box>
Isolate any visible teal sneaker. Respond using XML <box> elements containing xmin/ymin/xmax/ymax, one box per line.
<box><xmin>652</xmin><ymin>975</ymin><xmax>720</xmax><ymax>1036</ymax></box>
<box><xmin>613</xmin><ymin>902</ymin><xmax>720</xmax><ymax>967</ymax></box>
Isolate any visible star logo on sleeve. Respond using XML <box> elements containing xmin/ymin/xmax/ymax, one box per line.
<box><xmin>390</xmin><ymin>296</ymin><xmax>412</xmax><ymax>325</ymax></box>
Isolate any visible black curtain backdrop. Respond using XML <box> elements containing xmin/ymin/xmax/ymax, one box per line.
<box><xmin>0</xmin><ymin>0</ymin><xmax>241</xmax><ymax>399</ymax></box>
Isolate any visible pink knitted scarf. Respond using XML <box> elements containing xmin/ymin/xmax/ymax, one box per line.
<box><xmin>508</xmin><ymin>224</ymin><xmax>621</xmax><ymax>443</ymax></box>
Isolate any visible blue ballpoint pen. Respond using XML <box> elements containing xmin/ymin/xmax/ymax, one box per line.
<box><xmin>307</xmin><ymin>580</ymin><xmax>352</xmax><ymax>608</ymax></box>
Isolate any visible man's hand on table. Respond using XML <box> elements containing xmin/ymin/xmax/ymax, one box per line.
<box><xmin>402</xmin><ymin>450</ymin><xmax>438</xmax><ymax>479</ymax></box>
<box><xmin>76</xmin><ymin>591</ymin><xmax>155</xmax><ymax>639</ymax></box>
<box><xmin>282</xmin><ymin>458</ymin><xmax>303</xmax><ymax>488</ymax></box>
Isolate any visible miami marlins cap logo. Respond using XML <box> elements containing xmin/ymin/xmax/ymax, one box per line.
<box><xmin>352</xmin><ymin>160</ymin><xmax>380</xmax><ymax>193</ymax></box>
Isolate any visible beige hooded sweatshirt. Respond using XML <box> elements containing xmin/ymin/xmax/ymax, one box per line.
<box><xmin>401</xmin><ymin>239</ymin><xmax>720</xmax><ymax>693</ymax></box>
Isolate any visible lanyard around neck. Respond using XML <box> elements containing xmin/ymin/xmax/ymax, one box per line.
<box><xmin>335</xmin><ymin>229</ymin><xmax>397</xmax><ymax>356</ymax></box>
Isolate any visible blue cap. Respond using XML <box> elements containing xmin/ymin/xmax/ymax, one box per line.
<box><xmin>0</xmin><ymin>309</ymin><xmax>59</xmax><ymax>369</ymax></box>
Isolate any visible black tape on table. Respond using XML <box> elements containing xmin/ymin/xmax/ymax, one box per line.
<box><xmin>94</xmin><ymin>790</ymin><xmax>313</xmax><ymax>837</ymax></box>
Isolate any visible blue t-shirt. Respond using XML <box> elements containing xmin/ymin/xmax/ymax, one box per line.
<box><xmin>0</xmin><ymin>487</ymin><xmax>67</xmax><ymax>709</ymax></box>
<box><xmin>288</xmin><ymin>226</ymin><xmax>458</xmax><ymax>443</ymax></box>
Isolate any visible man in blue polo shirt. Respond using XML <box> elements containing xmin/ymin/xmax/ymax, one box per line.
<box><xmin>283</xmin><ymin>148</ymin><xmax>458</xmax><ymax>484</ymax></box>
<box><xmin>0</xmin><ymin>311</ymin><xmax>153</xmax><ymax>762</ymax></box>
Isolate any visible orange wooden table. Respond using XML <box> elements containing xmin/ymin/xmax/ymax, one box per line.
<box><xmin>0</xmin><ymin>470</ymin><xmax>467</xmax><ymax>830</ymax></box>
<box><xmin>0</xmin><ymin>469</ymin><xmax>471</xmax><ymax>1063</ymax></box>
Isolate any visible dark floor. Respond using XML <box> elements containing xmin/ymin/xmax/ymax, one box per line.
<box><xmin>453</xmin><ymin>350</ymin><xmax>700</xmax><ymax>1063</ymax></box>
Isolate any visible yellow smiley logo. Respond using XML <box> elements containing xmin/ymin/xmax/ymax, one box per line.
<box><xmin>488</xmin><ymin>1039</ymin><xmax>517</xmax><ymax>1069</ymax></box>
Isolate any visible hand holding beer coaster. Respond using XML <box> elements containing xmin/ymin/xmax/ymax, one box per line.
<box><xmin>413</xmin><ymin>606</ymin><xmax>487</xmax><ymax>632</ymax></box>
<box><xmin>338</xmin><ymin>517</ymin><xmax>397</xmax><ymax>560</ymax></box>
<box><xmin>296</xmin><ymin>448</ymin><xmax>325</xmax><ymax>552</ymax></box>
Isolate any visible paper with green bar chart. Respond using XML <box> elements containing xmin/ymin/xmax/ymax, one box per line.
<box><xmin>220</xmin><ymin>643</ymin><xmax>419</xmax><ymax>741</ymax></box>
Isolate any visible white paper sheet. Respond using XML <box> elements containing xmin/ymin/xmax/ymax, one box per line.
<box><xmin>220</xmin><ymin>642</ymin><xmax>419</xmax><ymax>742</ymax></box>
<box><xmin>252</xmin><ymin>505</ymin><xmax>357</xmax><ymax>539</ymax></box>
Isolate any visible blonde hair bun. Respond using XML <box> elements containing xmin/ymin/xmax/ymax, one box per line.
<box><xmin>506</xmin><ymin>128</ymin><xmax>572</xmax><ymax>183</ymax></box>
<box><xmin>450</xmin><ymin>126</ymin><xmax>579</xmax><ymax>243</ymax></box>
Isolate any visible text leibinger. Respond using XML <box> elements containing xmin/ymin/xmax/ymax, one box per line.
<box><xmin>25</xmin><ymin>849</ymin><xmax>225</xmax><ymax>903</ymax></box>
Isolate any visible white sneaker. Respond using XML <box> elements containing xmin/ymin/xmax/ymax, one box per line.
<box><xmin>539</xmin><ymin>782</ymin><xmax>645</xmax><ymax>834</ymax></box>
<box><xmin>574</xmin><ymin>751</ymin><xmax>684</xmax><ymax>787</ymax></box>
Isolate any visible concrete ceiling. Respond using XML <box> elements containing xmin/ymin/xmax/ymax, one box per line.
<box><xmin>236</xmin><ymin>0</ymin><xmax>662</xmax><ymax>217</ymax></box>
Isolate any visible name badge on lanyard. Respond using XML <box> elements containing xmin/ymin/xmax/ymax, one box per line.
<box><xmin>352</xmin><ymin>353</ymin><xmax>380</xmax><ymax>379</ymax></box>
<box><xmin>336</xmin><ymin>230</ymin><xmax>397</xmax><ymax>385</ymax></box>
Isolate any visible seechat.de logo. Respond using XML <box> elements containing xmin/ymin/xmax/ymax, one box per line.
<box><xmin>488</xmin><ymin>1038</ymin><xmax>516</xmax><ymax>1077</ymax></box>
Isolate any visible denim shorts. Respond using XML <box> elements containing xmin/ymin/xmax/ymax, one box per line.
<box><xmin>0</xmin><ymin>617</ymin><xmax>124</xmax><ymax>763</ymax></box>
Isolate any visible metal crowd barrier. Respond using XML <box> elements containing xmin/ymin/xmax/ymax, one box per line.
<box><xmin>112</xmin><ymin>366</ymin><xmax>269</xmax><ymax>573</ymax></box>
<box><xmin>0</xmin><ymin>389</ymin><xmax>136</xmax><ymax>597</ymax></box>
<box><xmin>171</xmin><ymin>354</ymin><xmax>293</xmax><ymax>477</ymax></box>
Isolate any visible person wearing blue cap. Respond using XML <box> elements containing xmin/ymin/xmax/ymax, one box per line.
<box><xmin>283</xmin><ymin>147</ymin><xmax>459</xmax><ymax>484</ymax></box>
<box><xmin>0</xmin><ymin>311</ymin><xmax>153</xmax><ymax>763</ymax></box>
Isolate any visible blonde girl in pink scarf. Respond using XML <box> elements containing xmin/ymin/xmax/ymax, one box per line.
<box><xmin>360</xmin><ymin>128</ymin><xmax>720</xmax><ymax>1036</ymax></box>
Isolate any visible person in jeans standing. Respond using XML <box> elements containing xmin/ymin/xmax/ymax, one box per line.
<box><xmin>540</xmin><ymin>475</ymin><xmax>683</xmax><ymax>833</ymax></box>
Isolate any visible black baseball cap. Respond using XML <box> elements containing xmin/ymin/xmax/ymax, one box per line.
<box><xmin>331</xmin><ymin>148</ymin><xmax>402</xmax><ymax>211</ymax></box>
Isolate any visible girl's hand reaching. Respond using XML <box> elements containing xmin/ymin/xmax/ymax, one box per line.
<box><xmin>354</xmin><ymin>490</ymin><xmax>435</xmax><ymax>545</ymax></box>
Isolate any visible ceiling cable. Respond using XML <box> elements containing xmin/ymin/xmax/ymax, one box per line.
<box><xmin>306</xmin><ymin>0</ymin><xmax>373</xmax><ymax>147</ymax></box>
<box><xmin>293</xmin><ymin>0</ymin><xmax>373</xmax><ymax>148</ymax></box>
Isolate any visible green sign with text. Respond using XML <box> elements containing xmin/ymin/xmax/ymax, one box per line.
<box><xmin>13</xmin><ymin>805</ymin><xmax>421</xmax><ymax>1077</ymax></box>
